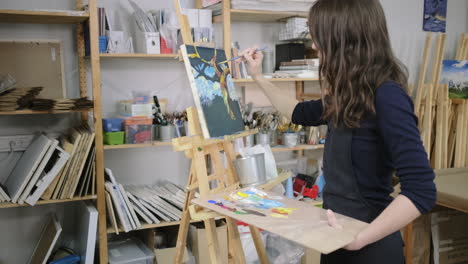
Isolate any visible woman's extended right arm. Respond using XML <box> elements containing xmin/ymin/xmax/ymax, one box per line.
<box><xmin>239</xmin><ymin>47</ymin><xmax>325</xmax><ymax>126</ymax></box>
<box><xmin>240</xmin><ymin>47</ymin><xmax>298</xmax><ymax>119</ymax></box>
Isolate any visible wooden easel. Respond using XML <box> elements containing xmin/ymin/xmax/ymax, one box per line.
<box><xmin>172</xmin><ymin>107</ymin><xmax>269</xmax><ymax>264</ymax></box>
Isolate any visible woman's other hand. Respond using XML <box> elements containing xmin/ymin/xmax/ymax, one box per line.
<box><xmin>326</xmin><ymin>209</ymin><xmax>366</xmax><ymax>251</ymax></box>
<box><xmin>237</xmin><ymin>46</ymin><xmax>264</xmax><ymax>80</ymax></box>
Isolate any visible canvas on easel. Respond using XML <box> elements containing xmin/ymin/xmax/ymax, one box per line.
<box><xmin>181</xmin><ymin>45</ymin><xmax>245</xmax><ymax>138</ymax></box>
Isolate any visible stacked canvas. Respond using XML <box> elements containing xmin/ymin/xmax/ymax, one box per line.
<box><xmin>41</xmin><ymin>125</ymin><xmax>96</xmax><ymax>201</ymax></box>
<box><xmin>105</xmin><ymin>168</ymin><xmax>185</xmax><ymax>233</ymax></box>
<box><xmin>0</xmin><ymin>87</ymin><xmax>43</xmax><ymax>111</ymax></box>
<box><xmin>31</xmin><ymin>97</ymin><xmax>93</xmax><ymax>111</ymax></box>
<box><xmin>2</xmin><ymin>134</ymin><xmax>71</xmax><ymax>206</ymax></box>
<box><xmin>0</xmin><ymin>125</ymin><xmax>96</xmax><ymax>206</ymax></box>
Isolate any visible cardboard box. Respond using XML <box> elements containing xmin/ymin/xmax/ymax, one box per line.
<box><xmin>189</xmin><ymin>221</ymin><xmax>228</xmax><ymax>264</ymax></box>
<box><xmin>154</xmin><ymin>247</ymin><xmax>189</xmax><ymax>264</ymax></box>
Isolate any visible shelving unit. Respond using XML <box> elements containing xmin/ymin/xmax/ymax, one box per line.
<box><xmin>0</xmin><ymin>9</ymin><xmax>89</xmax><ymax>24</ymax></box>
<box><xmin>0</xmin><ymin>195</ymin><xmax>97</xmax><ymax>209</ymax></box>
<box><xmin>0</xmin><ymin>109</ymin><xmax>92</xmax><ymax>115</ymax></box>
<box><xmin>103</xmin><ymin>141</ymin><xmax>173</xmax><ymax>150</ymax></box>
<box><xmin>0</xmin><ymin>3</ymin><xmax>102</xmax><ymax>264</ymax></box>
<box><xmin>100</xmin><ymin>53</ymin><xmax>178</xmax><ymax>59</ymax></box>
<box><xmin>213</xmin><ymin>9</ymin><xmax>307</xmax><ymax>23</ymax></box>
<box><xmin>234</xmin><ymin>77</ymin><xmax>319</xmax><ymax>83</ymax></box>
<box><xmin>272</xmin><ymin>144</ymin><xmax>324</xmax><ymax>152</ymax></box>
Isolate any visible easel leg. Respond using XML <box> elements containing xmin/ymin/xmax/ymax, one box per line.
<box><xmin>174</xmin><ymin>196</ymin><xmax>194</xmax><ymax>264</ymax></box>
<box><xmin>404</xmin><ymin>223</ymin><xmax>414</xmax><ymax>264</ymax></box>
<box><xmin>226</xmin><ymin>217</ymin><xmax>246</xmax><ymax>264</ymax></box>
<box><xmin>205</xmin><ymin>218</ymin><xmax>223</xmax><ymax>264</ymax></box>
<box><xmin>249</xmin><ymin>226</ymin><xmax>269</xmax><ymax>264</ymax></box>
<box><xmin>175</xmin><ymin>166</ymin><xmax>196</xmax><ymax>264</ymax></box>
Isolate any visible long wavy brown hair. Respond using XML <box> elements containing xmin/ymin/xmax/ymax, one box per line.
<box><xmin>308</xmin><ymin>0</ymin><xmax>408</xmax><ymax>128</ymax></box>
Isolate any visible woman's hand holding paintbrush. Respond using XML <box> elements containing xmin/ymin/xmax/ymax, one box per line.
<box><xmin>234</xmin><ymin>45</ymin><xmax>265</xmax><ymax>81</ymax></box>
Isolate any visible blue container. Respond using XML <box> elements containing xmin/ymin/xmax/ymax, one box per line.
<box><xmin>99</xmin><ymin>36</ymin><xmax>108</xmax><ymax>53</ymax></box>
<box><xmin>103</xmin><ymin>118</ymin><xmax>123</xmax><ymax>132</ymax></box>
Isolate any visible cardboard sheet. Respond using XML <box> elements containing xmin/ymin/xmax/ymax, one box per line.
<box><xmin>192</xmin><ymin>191</ymin><xmax>368</xmax><ymax>254</ymax></box>
<box><xmin>435</xmin><ymin>168</ymin><xmax>468</xmax><ymax>213</ymax></box>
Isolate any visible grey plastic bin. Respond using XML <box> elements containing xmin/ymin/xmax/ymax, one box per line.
<box><xmin>108</xmin><ymin>238</ymin><xmax>155</xmax><ymax>264</ymax></box>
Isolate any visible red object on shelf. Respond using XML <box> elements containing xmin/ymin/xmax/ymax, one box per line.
<box><xmin>160</xmin><ymin>37</ymin><xmax>173</xmax><ymax>54</ymax></box>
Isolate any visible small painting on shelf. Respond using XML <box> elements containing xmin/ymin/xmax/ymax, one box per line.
<box><xmin>441</xmin><ymin>60</ymin><xmax>468</xmax><ymax>99</ymax></box>
<box><xmin>423</xmin><ymin>0</ymin><xmax>447</xmax><ymax>33</ymax></box>
<box><xmin>181</xmin><ymin>45</ymin><xmax>245</xmax><ymax>138</ymax></box>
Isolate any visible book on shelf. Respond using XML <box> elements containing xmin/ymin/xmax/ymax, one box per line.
<box><xmin>104</xmin><ymin>168</ymin><xmax>186</xmax><ymax>232</ymax></box>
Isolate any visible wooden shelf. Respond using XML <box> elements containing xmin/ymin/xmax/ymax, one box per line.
<box><xmin>0</xmin><ymin>108</ymin><xmax>93</xmax><ymax>116</ymax></box>
<box><xmin>107</xmin><ymin>217</ymin><xmax>225</xmax><ymax>234</ymax></box>
<box><xmin>0</xmin><ymin>9</ymin><xmax>89</xmax><ymax>24</ymax></box>
<box><xmin>0</xmin><ymin>195</ymin><xmax>97</xmax><ymax>209</ymax></box>
<box><xmin>214</xmin><ymin>9</ymin><xmax>308</xmax><ymax>23</ymax></box>
<box><xmin>272</xmin><ymin>144</ymin><xmax>324</xmax><ymax>152</ymax></box>
<box><xmin>107</xmin><ymin>220</ymin><xmax>181</xmax><ymax>234</ymax></box>
<box><xmin>100</xmin><ymin>53</ymin><xmax>178</xmax><ymax>59</ymax></box>
<box><xmin>233</xmin><ymin>78</ymin><xmax>319</xmax><ymax>83</ymax></box>
<box><xmin>104</xmin><ymin>141</ymin><xmax>173</xmax><ymax>150</ymax></box>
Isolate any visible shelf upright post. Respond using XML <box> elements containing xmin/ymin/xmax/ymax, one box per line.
<box><xmin>76</xmin><ymin>0</ymin><xmax>88</xmax><ymax>121</ymax></box>
<box><xmin>88</xmin><ymin>0</ymin><xmax>108</xmax><ymax>262</ymax></box>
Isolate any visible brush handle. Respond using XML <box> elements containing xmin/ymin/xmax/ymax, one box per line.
<box><xmin>221</xmin><ymin>46</ymin><xmax>268</xmax><ymax>64</ymax></box>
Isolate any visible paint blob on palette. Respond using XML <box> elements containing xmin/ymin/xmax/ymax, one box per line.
<box><xmin>208</xmin><ymin>188</ymin><xmax>298</xmax><ymax>218</ymax></box>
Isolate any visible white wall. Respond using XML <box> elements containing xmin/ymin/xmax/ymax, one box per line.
<box><xmin>0</xmin><ymin>0</ymin><xmax>467</xmax><ymax>263</ymax></box>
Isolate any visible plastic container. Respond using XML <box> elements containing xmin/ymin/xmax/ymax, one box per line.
<box><xmin>99</xmin><ymin>36</ymin><xmax>108</xmax><ymax>53</ymax></box>
<box><xmin>103</xmin><ymin>118</ymin><xmax>124</xmax><ymax>132</ymax></box>
<box><xmin>104</xmin><ymin>131</ymin><xmax>125</xmax><ymax>145</ymax></box>
<box><xmin>124</xmin><ymin>117</ymin><xmax>153</xmax><ymax>144</ymax></box>
<box><xmin>108</xmin><ymin>238</ymin><xmax>155</xmax><ymax>264</ymax></box>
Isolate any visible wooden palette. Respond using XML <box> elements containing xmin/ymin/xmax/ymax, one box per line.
<box><xmin>192</xmin><ymin>191</ymin><xmax>368</xmax><ymax>254</ymax></box>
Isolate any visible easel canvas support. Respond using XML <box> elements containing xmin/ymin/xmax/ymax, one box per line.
<box><xmin>172</xmin><ymin>107</ymin><xmax>271</xmax><ymax>264</ymax></box>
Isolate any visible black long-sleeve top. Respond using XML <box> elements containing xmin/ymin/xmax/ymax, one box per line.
<box><xmin>292</xmin><ymin>81</ymin><xmax>437</xmax><ymax>214</ymax></box>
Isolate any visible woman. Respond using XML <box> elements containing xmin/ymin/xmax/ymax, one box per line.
<box><xmin>238</xmin><ymin>0</ymin><xmax>436</xmax><ymax>263</ymax></box>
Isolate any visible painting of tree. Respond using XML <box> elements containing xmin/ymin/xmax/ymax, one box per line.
<box><xmin>181</xmin><ymin>45</ymin><xmax>245</xmax><ymax>138</ymax></box>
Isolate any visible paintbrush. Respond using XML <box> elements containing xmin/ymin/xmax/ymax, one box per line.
<box><xmin>217</xmin><ymin>46</ymin><xmax>268</xmax><ymax>65</ymax></box>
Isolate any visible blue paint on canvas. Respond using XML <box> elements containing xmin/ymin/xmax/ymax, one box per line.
<box><xmin>184</xmin><ymin>45</ymin><xmax>245</xmax><ymax>138</ymax></box>
<box><xmin>440</xmin><ymin>60</ymin><xmax>468</xmax><ymax>99</ymax></box>
<box><xmin>423</xmin><ymin>0</ymin><xmax>447</xmax><ymax>33</ymax></box>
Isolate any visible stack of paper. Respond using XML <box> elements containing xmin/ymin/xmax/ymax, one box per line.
<box><xmin>105</xmin><ymin>168</ymin><xmax>185</xmax><ymax>233</ymax></box>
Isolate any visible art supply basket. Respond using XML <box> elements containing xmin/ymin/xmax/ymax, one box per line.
<box><xmin>233</xmin><ymin>153</ymin><xmax>267</xmax><ymax>187</ymax></box>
